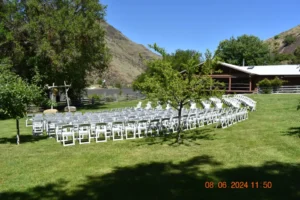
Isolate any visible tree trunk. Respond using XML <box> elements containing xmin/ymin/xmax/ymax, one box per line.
<box><xmin>176</xmin><ymin>103</ymin><xmax>183</xmax><ymax>143</ymax></box>
<box><xmin>16</xmin><ymin>118</ymin><xmax>20</xmax><ymax>145</ymax></box>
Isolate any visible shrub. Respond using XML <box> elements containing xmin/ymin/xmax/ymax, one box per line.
<box><xmin>258</xmin><ymin>77</ymin><xmax>287</xmax><ymax>94</ymax></box>
<box><xmin>115</xmin><ymin>82</ymin><xmax>122</xmax><ymax>89</ymax></box>
<box><xmin>283</xmin><ymin>35</ymin><xmax>296</xmax><ymax>46</ymax></box>
<box><xmin>105</xmin><ymin>96</ymin><xmax>115</xmax><ymax>102</ymax></box>
<box><xmin>258</xmin><ymin>78</ymin><xmax>272</xmax><ymax>94</ymax></box>
<box><xmin>262</xmin><ymin>88</ymin><xmax>272</xmax><ymax>94</ymax></box>
<box><xmin>271</xmin><ymin>76</ymin><xmax>286</xmax><ymax>87</ymax></box>
<box><xmin>274</xmin><ymin>35</ymin><xmax>280</xmax><ymax>39</ymax></box>
<box><xmin>257</xmin><ymin>78</ymin><xmax>272</xmax><ymax>87</ymax></box>
<box><xmin>88</xmin><ymin>94</ymin><xmax>101</xmax><ymax>101</ymax></box>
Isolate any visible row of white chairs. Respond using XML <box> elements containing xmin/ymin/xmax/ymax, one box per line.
<box><xmin>234</xmin><ymin>94</ymin><xmax>256</xmax><ymax>111</ymax></box>
<box><xmin>31</xmin><ymin>106</ymin><xmax>249</xmax><ymax>146</ymax></box>
<box><xmin>222</xmin><ymin>97</ymin><xmax>242</xmax><ymax>108</ymax></box>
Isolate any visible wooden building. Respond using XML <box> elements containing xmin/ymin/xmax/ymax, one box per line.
<box><xmin>212</xmin><ymin>62</ymin><xmax>300</xmax><ymax>93</ymax></box>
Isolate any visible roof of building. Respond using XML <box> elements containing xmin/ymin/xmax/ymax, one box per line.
<box><xmin>218</xmin><ymin>62</ymin><xmax>300</xmax><ymax>76</ymax></box>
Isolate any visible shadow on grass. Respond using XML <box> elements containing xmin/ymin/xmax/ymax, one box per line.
<box><xmin>285</xmin><ymin>127</ymin><xmax>300</xmax><ymax>137</ymax></box>
<box><xmin>0</xmin><ymin>135</ymin><xmax>49</xmax><ymax>144</ymax></box>
<box><xmin>0</xmin><ymin>156</ymin><xmax>299</xmax><ymax>200</ymax></box>
<box><xmin>136</xmin><ymin>128</ymin><xmax>214</xmax><ymax>146</ymax></box>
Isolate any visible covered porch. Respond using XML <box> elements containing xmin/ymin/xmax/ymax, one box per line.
<box><xmin>211</xmin><ymin>74</ymin><xmax>255</xmax><ymax>94</ymax></box>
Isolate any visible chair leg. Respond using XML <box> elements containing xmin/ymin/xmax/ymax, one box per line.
<box><xmin>126</xmin><ymin>129</ymin><xmax>136</xmax><ymax>139</ymax></box>
<box><xmin>113</xmin><ymin>130</ymin><xmax>123</xmax><ymax>141</ymax></box>
<box><xmin>79</xmin><ymin>133</ymin><xmax>90</xmax><ymax>144</ymax></box>
<box><xmin>63</xmin><ymin>134</ymin><xmax>75</xmax><ymax>146</ymax></box>
<box><xmin>96</xmin><ymin>131</ymin><xmax>107</xmax><ymax>143</ymax></box>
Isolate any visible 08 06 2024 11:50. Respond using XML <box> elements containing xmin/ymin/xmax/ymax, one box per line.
<box><xmin>204</xmin><ymin>181</ymin><xmax>272</xmax><ymax>189</ymax></box>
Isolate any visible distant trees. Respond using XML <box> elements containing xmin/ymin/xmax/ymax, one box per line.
<box><xmin>133</xmin><ymin>44</ymin><xmax>223</xmax><ymax>143</ymax></box>
<box><xmin>0</xmin><ymin>0</ymin><xmax>111</xmax><ymax>99</ymax></box>
<box><xmin>215</xmin><ymin>35</ymin><xmax>271</xmax><ymax>66</ymax></box>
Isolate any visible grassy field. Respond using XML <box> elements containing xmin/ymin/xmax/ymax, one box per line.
<box><xmin>0</xmin><ymin>95</ymin><xmax>300</xmax><ymax>200</ymax></box>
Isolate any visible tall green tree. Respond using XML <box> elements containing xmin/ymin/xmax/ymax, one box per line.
<box><xmin>133</xmin><ymin>44</ymin><xmax>223</xmax><ymax>143</ymax></box>
<box><xmin>0</xmin><ymin>0</ymin><xmax>111</xmax><ymax>98</ymax></box>
<box><xmin>0</xmin><ymin>63</ymin><xmax>44</xmax><ymax>144</ymax></box>
<box><xmin>215</xmin><ymin>35</ymin><xmax>271</xmax><ymax>66</ymax></box>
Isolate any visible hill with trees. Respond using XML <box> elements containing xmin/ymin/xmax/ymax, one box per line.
<box><xmin>87</xmin><ymin>22</ymin><xmax>160</xmax><ymax>87</ymax></box>
<box><xmin>265</xmin><ymin>25</ymin><xmax>300</xmax><ymax>64</ymax></box>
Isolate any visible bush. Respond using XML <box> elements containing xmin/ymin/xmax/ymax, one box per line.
<box><xmin>115</xmin><ymin>82</ymin><xmax>122</xmax><ymax>89</ymax></box>
<box><xmin>88</xmin><ymin>94</ymin><xmax>102</xmax><ymax>101</ymax></box>
<box><xmin>257</xmin><ymin>78</ymin><xmax>272</xmax><ymax>87</ymax></box>
<box><xmin>258</xmin><ymin>77</ymin><xmax>287</xmax><ymax>94</ymax></box>
<box><xmin>274</xmin><ymin>35</ymin><xmax>280</xmax><ymax>40</ymax></box>
<box><xmin>105</xmin><ymin>96</ymin><xmax>115</xmax><ymax>102</ymax></box>
<box><xmin>283</xmin><ymin>35</ymin><xmax>296</xmax><ymax>46</ymax></box>
<box><xmin>271</xmin><ymin>76</ymin><xmax>286</xmax><ymax>87</ymax></box>
<box><xmin>262</xmin><ymin>88</ymin><xmax>272</xmax><ymax>94</ymax></box>
<box><xmin>97</xmin><ymin>79</ymin><xmax>102</xmax><ymax>85</ymax></box>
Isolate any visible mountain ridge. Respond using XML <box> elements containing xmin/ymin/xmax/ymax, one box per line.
<box><xmin>265</xmin><ymin>25</ymin><xmax>300</xmax><ymax>54</ymax></box>
<box><xmin>87</xmin><ymin>21</ymin><xmax>160</xmax><ymax>86</ymax></box>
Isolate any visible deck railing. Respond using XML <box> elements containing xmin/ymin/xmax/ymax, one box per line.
<box><xmin>258</xmin><ymin>85</ymin><xmax>300</xmax><ymax>94</ymax></box>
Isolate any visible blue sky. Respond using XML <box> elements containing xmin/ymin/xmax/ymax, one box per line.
<box><xmin>101</xmin><ymin>0</ymin><xmax>299</xmax><ymax>55</ymax></box>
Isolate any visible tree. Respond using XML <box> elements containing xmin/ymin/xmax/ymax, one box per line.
<box><xmin>0</xmin><ymin>0</ymin><xmax>111</xmax><ymax>99</ymax></box>
<box><xmin>0</xmin><ymin>63</ymin><xmax>44</xmax><ymax>144</ymax></box>
<box><xmin>215</xmin><ymin>35</ymin><xmax>271</xmax><ymax>66</ymax></box>
<box><xmin>133</xmin><ymin>44</ymin><xmax>223</xmax><ymax>143</ymax></box>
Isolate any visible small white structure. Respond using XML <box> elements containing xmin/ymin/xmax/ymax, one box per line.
<box><xmin>190</xmin><ymin>100</ymin><xmax>197</xmax><ymax>110</ymax></box>
<box><xmin>145</xmin><ymin>101</ymin><xmax>152</xmax><ymax>110</ymax></box>
<box><xmin>155</xmin><ymin>101</ymin><xmax>163</xmax><ymax>110</ymax></box>
<box><xmin>165</xmin><ymin>101</ymin><xmax>172</xmax><ymax>110</ymax></box>
<box><xmin>201</xmin><ymin>100</ymin><xmax>211</xmax><ymax>110</ymax></box>
<box><xmin>134</xmin><ymin>101</ymin><xmax>142</xmax><ymax>110</ymax></box>
<box><xmin>209</xmin><ymin>97</ymin><xmax>223</xmax><ymax>109</ymax></box>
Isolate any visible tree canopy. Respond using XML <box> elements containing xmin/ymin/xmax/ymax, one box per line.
<box><xmin>0</xmin><ymin>64</ymin><xmax>43</xmax><ymax>119</ymax></box>
<box><xmin>215</xmin><ymin>35</ymin><xmax>271</xmax><ymax>66</ymax></box>
<box><xmin>0</xmin><ymin>63</ymin><xmax>44</xmax><ymax>144</ymax></box>
<box><xmin>133</xmin><ymin>44</ymin><xmax>223</xmax><ymax>142</ymax></box>
<box><xmin>0</xmin><ymin>0</ymin><xmax>111</xmax><ymax>98</ymax></box>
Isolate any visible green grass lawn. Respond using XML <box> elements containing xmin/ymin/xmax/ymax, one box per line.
<box><xmin>0</xmin><ymin>95</ymin><xmax>300</xmax><ymax>200</ymax></box>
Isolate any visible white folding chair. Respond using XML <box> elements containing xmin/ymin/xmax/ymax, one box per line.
<box><xmin>78</xmin><ymin>124</ymin><xmax>91</xmax><ymax>144</ymax></box>
<box><xmin>111</xmin><ymin>121</ymin><xmax>124</xmax><ymax>141</ymax></box>
<box><xmin>32</xmin><ymin>120</ymin><xmax>44</xmax><ymax>136</ymax></box>
<box><xmin>61</xmin><ymin>125</ymin><xmax>75</xmax><ymax>146</ymax></box>
<box><xmin>95</xmin><ymin>122</ymin><xmax>109</xmax><ymax>142</ymax></box>
<box><xmin>124</xmin><ymin>120</ymin><xmax>137</xmax><ymax>139</ymax></box>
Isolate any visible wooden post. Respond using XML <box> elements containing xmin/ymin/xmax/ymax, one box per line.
<box><xmin>47</xmin><ymin>82</ymin><xmax>71</xmax><ymax>111</ymax></box>
<box><xmin>51</xmin><ymin>83</ymin><xmax>54</xmax><ymax>109</ymax></box>
<box><xmin>249</xmin><ymin>76</ymin><xmax>252</xmax><ymax>91</ymax></box>
<box><xmin>229</xmin><ymin>76</ymin><xmax>232</xmax><ymax>91</ymax></box>
<box><xmin>64</xmin><ymin>81</ymin><xmax>70</xmax><ymax>112</ymax></box>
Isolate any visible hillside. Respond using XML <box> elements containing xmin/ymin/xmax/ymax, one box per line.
<box><xmin>87</xmin><ymin>22</ymin><xmax>160</xmax><ymax>87</ymax></box>
<box><xmin>265</xmin><ymin>25</ymin><xmax>300</xmax><ymax>54</ymax></box>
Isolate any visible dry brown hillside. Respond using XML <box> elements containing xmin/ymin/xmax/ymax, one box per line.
<box><xmin>87</xmin><ymin>22</ymin><xmax>160</xmax><ymax>87</ymax></box>
<box><xmin>265</xmin><ymin>25</ymin><xmax>300</xmax><ymax>54</ymax></box>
